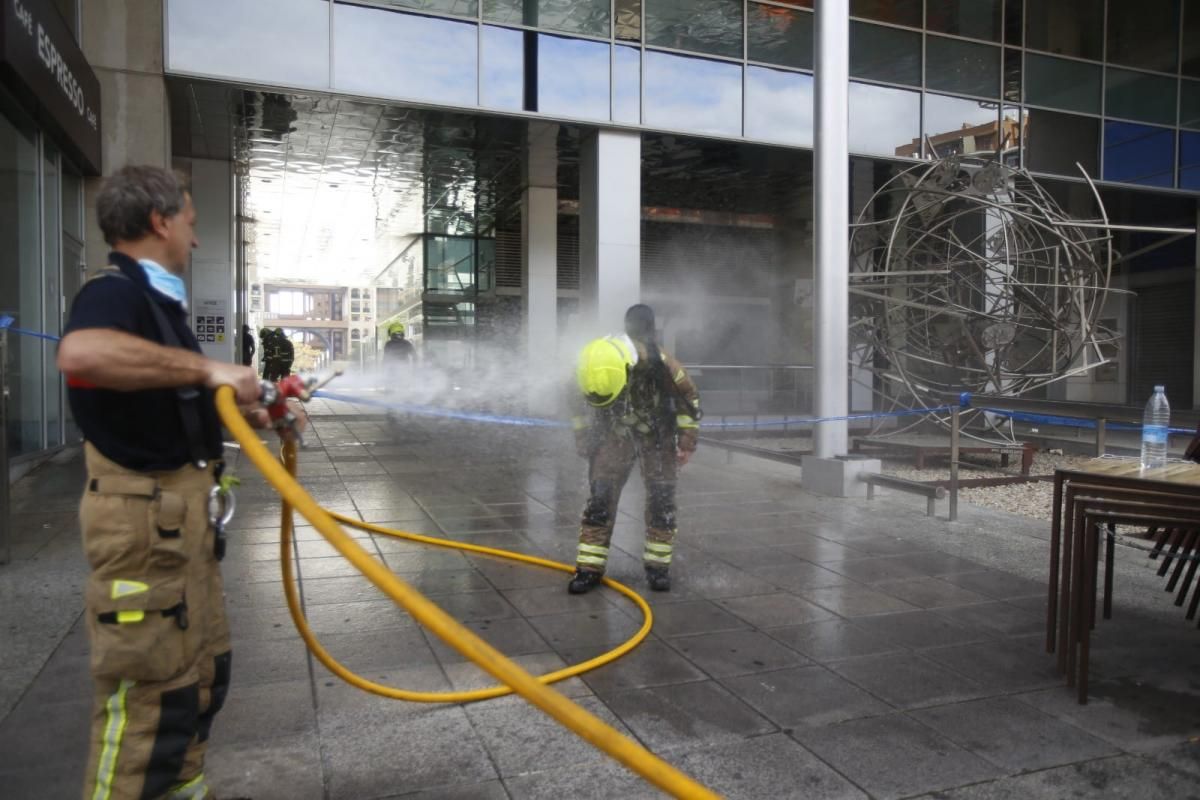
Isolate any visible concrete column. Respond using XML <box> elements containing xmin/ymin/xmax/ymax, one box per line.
<box><xmin>812</xmin><ymin>3</ymin><xmax>850</xmax><ymax>457</ymax></box>
<box><xmin>81</xmin><ymin>0</ymin><xmax>170</xmax><ymax>273</ymax></box>
<box><xmin>522</xmin><ymin>122</ymin><xmax>558</xmax><ymax>410</ymax></box>
<box><xmin>181</xmin><ymin>158</ymin><xmax>236</xmax><ymax>363</ymax></box>
<box><xmin>578</xmin><ymin>129</ymin><xmax>641</xmax><ymax>334</ymax></box>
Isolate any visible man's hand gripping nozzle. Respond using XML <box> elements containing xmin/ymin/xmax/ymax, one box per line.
<box><xmin>259</xmin><ymin>369</ymin><xmax>343</xmax><ymax>446</ymax></box>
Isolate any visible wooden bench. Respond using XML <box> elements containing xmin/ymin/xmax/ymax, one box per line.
<box><xmin>860</xmin><ymin>472</ymin><xmax>947</xmax><ymax>517</ymax></box>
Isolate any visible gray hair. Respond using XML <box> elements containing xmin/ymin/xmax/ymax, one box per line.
<box><xmin>96</xmin><ymin>165</ymin><xmax>190</xmax><ymax>246</ymax></box>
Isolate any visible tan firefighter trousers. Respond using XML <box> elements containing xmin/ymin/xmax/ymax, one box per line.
<box><xmin>79</xmin><ymin>444</ymin><xmax>232</xmax><ymax>800</ymax></box>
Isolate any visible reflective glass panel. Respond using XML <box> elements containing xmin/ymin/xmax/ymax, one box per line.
<box><xmin>925</xmin><ymin>36</ymin><xmax>1001</xmax><ymax>98</ymax></box>
<box><xmin>850</xmin><ymin>22</ymin><xmax>920</xmax><ymax>86</ymax></box>
<box><xmin>1106</xmin><ymin>0</ymin><xmax>1180</xmax><ymax>74</ymax></box>
<box><xmin>745</xmin><ymin>66</ymin><xmax>813</xmax><ymax>146</ymax></box>
<box><xmin>849</xmin><ymin>82</ymin><xmax>920</xmax><ymax>157</ymax></box>
<box><xmin>377</xmin><ymin>0</ymin><xmax>478</xmax><ymax>18</ymax></box>
<box><xmin>1181</xmin><ymin>79</ymin><xmax>1200</xmax><ymax>129</ymax></box>
<box><xmin>1025</xmin><ymin>109</ymin><xmax>1098</xmax><ymax>176</ymax></box>
<box><xmin>850</xmin><ymin>0</ymin><xmax>921</xmax><ymax>27</ymax></box>
<box><xmin>1002</xmin><ymin>46</ymin><xmax>1020</xmax><ymax>102</ymax></box>
<box><xmin>334</xmin><ymin>6</ymin><xmax>477</xmax><ymax>106</ymax></box>
<box><xmin>1025</xmin><ymin>0</ymin><xmax>1102</xmax><ymax>59</ymax></box>
<box><xmin>1024</xmin><ymin>53</ymin><xmax>1101</xmax><ymax>114</ymax></box>
<box><xmin>613</xmin><ymin>45</ymin><xmax>641</xmax><ymax>123</ymax></box>
<box><xmin>927</xmin><ymin>0</ymin><xmax>1002</xmax><ymax>41</ymax></box>
<box><xmin>748</xmin><ymin>3</ymin><xmax>812</xmax><ymax>70</ymax></box>
<box><xmin>483</xmin><ymin>0</ymin><xmax>610</xmax><ymax>37</ymax></box>
<box><xmin>617</xmin><ymin>0</ymin><xmax>641</xmax><ymax>40</ymax></box>
<box><xmin>644</xmin><ymin>51</ymin><xmax>742</xmax><ymax>137</ymax></box>
<box><xmin>923</xmin><ymin>94</ymin><xmax>1002</xmax><ymax>159</ymax></box>
<box><xmin>167</xmin><ymin>0</ymin><xmax>329</xmax><ymax>88</ymax></box>
<box><xmin>1105</xmin><ymin>68</ymin><xmax>1177</xmax><ymax>126</ymax></box>
<box><xmin>1179</xmin><ymin>131</ymin><xmax>1200</xmax><ymax>189</ymax></box>
<box><xmin>1001</xmin><ymin>105</ymin><xmax>1025</xmax><ymax>166</ymax></box>
<box><xmin>1103</xmin><ymin>122</ymin><xmax>1174</xmax><ymax>187</ymax></box>
<box><xmin>0</xmin><ymin>106</ymin><xmax>43</xmax><ymax>455</ymax></box>
<box><xmin>646</xmin><ymin>0</ymin><xmax>743</xmax><ymax>60</ymax></box>
<box><xmin>43</xmin><ymin>142</ymin><xmax>60</xmax><ymax>448</ymax></box>
<box><xmin>1185</xmin><ymin>0</ymin><xmax>1200</xmax><ymax>77</ymax></box>
<box><xmin>1004</xmin><ymin>0</ymin><xmax>1022</xmax><ymax>44</ymax></box>
<box><xmin>481</xmin><ymin>25</ymin><xmax>523</xmax><ymax>110</ymax></box>
<box><xmin>539</xmin><ymin>35</ymin><xmax>609</xmax><ymax>120</ymax></box>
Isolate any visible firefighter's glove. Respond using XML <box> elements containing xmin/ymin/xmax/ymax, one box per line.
<box><xmin>677</xmin><ymin>425</ymin><xmax>698</xmax><ymax>467</ymax></box>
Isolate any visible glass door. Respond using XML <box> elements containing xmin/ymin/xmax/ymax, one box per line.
<box><xmin>61</xmin><ymin>165</ymin><xmax>85</xmax><ymax>443</ymax></box>
<box><xmin>42</xmin><ymin>141</ymin><xmax>61</xmax><ymax>448</ymax></box>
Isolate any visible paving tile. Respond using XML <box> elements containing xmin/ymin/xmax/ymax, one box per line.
<box><xmin>210</xmin><ymin>678</ymin><xmax>317</xmax><ymax>744</ymax></box>
<box><xmin>378</xmin><ymin>780</ymin><xmax>510</xmax><ymax>799</ymax></box>
<box><xmin>0</xmin><ymin>699</ymin><xmax>90</xmax><ymax>771</ymax></box>
<box><xmin>874</xmin><ymin>577</ymin><xmax>992</xmax><ymax>609</ymax></box>
<box><xmin>885</xmin><ymin>552</ymin><xmax>986</xmax><ymax>576</ymax></box>
<box><xmin>643</xmin><ymin>600</ymin><xmax>751</xmax><ymax>638</ymax></box>
<box><xmin>669</xmin><ymin>733</ymin><xmax>868</xmax><ymax>800</ymax></box>
<box><xmin>420</xmin><ymin>589</ymin><xmax>519</xmax><ymax>624</ymax></box>
<box><xmin>668</xmin><ymin>629</ymin><xmax>811</xmax><ymax>677</ymax></box>
<box><xmin>560</xmin><ymin>640</ymin><xmax>707</xmax><ymax>695</ymax></box>
<box><xmin>939</xmin><ymin>569</ymin><xmax>1047</xmax><ymax>600</ymax></box>
<box><xmin>829</xmin><ymin>651</ymin><xmax>990</xmax><ymax>709</ymax></box>
<box><xmin>715</xmin><ymin>593</ymin><xmax>836</xmax><ymax>628</ymax></box>
<box><xmin>800</xmin><ymin>584</ymin><xmax>921</xmax><ymax>617</ymax></box>
<box><xmin>300</xmin><ymin>600</ymin><xmax>417</xmax><ymax>635</ymax></box>
<box><xmin>773</xmin><ymin>536</ymin><xmax>866</xmax><ymax>563</ymax></box>
<box><xmin>441</xmin><ymin>651</ymin><xmax>593</xmax><ymax>699</ymax></box>
<box><xmin>502</xmin><ymin>757</ymin><xmax>664</xmax><ymax>799</ymax></box>
<box><xmin>309</xmin><ymin>627</ymin><xmax>439</xmax><ymax>672</ymax></box>
<box><xmin>722</xmin><ymin>665</ymin><xmax>891</xmax><ymax>728</ymax></box>
<box><xmin>752</xmin><ymin>561</ymin><xmax>855</xmax><ymax>591</ymax></box>
<box><xmin>710</xmin><ymin>546</ymin><xmax>809</xmax><ymax>570</ymax></box>
<box><xmin>852</xmin><ymin>609</ymin><xmax>993</xmax><ymax>650</ymax></box>
<box><xmin>390</xmin><ymin>568</ymin><xmax>495</xmax><ymax>596</ymax></box>
<box><xmin>922</xmin><ymin>637</ymin><xmax>1063</xmax><ymax>692</ymax></box>
<box><xmin>428</xmin><ymin>617</ymin><xmax>553</xmax><ymax>663</ymax></box>
<box><xmin>231</xmin><ymin>638</ymin><xmax>313</xmax><ymax>685</ymax></box>
<box><xmin>824</xmin><ymin>556</ymin><xmax>930</xmax><ymax>583</ymax></box>
<box><xmin>501</xmin><ymin>584</ymin><xmax>619</xmax><ymax>617</ymax></box>
<box><xmin>466</xmin><ymin>695</ymin><xmax>633</xmax><ymax>776</ymax></box>
<box><xmin>605</xmin><ymin>680</ymin><xmax>776</xmax><ymax>751</ymax></box>
<box><xmin>933</xmin><ymin>601</ymin><xmax>1044</xmax><ymax>637</ymax></box>
<box><xmin>826</xmin><ymin>534</ymin><xmax>935</xmax><ymax>556</ymax></box>
<box><xmin>912</xmin><ymin>696</ymin><xmax>1118</xmax><ymax>771</ymax></box>
<box><xmin>766</xmin><ymin>618</ymin><xmax>905</xmax><ymax>663</ymax></box>
<box><xmin>794</xmin><ymin>713</ymin><xmax>1001</xmax><ymax>799</ymax></box>
<box><xmin>525</xmin><ymin>608</ymin><xmax>645</xmax><ymax>651</ymax></box>
<box><xmin>203</xmin><ymin>732</ymin><xmax>326</xmax><ymax>800</ymax></box>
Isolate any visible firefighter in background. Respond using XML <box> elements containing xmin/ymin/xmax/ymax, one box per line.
<box><xmin>274</xmin><ymin>328</ymin><xmax>294</xmax><ymax>378</ymax></box>
<box><xmin>568</xmin><ymin>304</ymin><xmax>701</xmax><ymax>594</ymax></box>
<box><xmin>259</xmin><ymin>328</ymin><xmax>278</xmax><ymax>380</ymax></box>
<box><xmin>383</xmin><ymin>321</ymin><xmax>416</xmax><ymax>367</ymax></box>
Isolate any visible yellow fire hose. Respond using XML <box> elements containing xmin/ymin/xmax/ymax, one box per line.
<box><xmin>216</xmin><ymin>387</ymin><xmax>721</xmax><ymax>799</ymax></box>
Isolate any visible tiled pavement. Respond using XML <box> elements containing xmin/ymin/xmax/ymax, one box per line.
<box><xmin>2</xmin><ymin>399</ymin><xmax>1199</xmax><ymax>799</ymax></box>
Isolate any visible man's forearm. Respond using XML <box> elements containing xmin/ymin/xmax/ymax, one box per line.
<box><xmin>58</xmin><ymin>329</ymin><xmax>210</xmax><ymax>391</ymax></box>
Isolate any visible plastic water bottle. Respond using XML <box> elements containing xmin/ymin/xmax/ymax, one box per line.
<box><xmin>1141</xmin><ymin>385</ymin><xmax>1170</xmax><ymax>470</ymax></box>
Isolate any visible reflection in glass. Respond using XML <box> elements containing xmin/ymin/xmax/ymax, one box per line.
<box><xmin>1179</xmin><ymin>131</ymin><xmax>1200</xmax><ymax>189</ymax></box>
<box><xmin>1025</xmin><ymin>109</ymin><xmax>1098</xmax><ymax>176</ymax></box>
<box><xmin>922</xmin><ymin>94</ymin><xmax>1001</xmax><ymax>159</ymax></box>
<box><xmin>613</xmin><ymin>45</ymin><xmax>641</xmax><ymax>123</ymax></box>
<box><xmin>1024</xmin><ymin>53</ymin><xmax>1101</xmax><ymax>114</ymax></box>
<box><xmin>1025</xmin><ymin>0</ymin><xmax>1102</xmax><ymax>59</ymax></box>
<box><xmin>748</xmin><ymin>3</ymin><xmax>812</xmax><ymax>70</ymax></box>
<box><xmin>644</xmin><ymin>50</ymin><xmax>742</xmax><ymax>137</ymax></box>
<box><xmin>646</xmin><ymin>0</ymin><xmax>743</xmax><ymax>59</ymax></box>
<box><xmin>926</xmin><ymin>36</ymin><xmax>1001</xmax><ymax>98</ymax></box>
<box><xmin>42</xmin><ymin>142</ymin><xmax>61</xmax><ymax>448</ymax></box>
<box><xmin>0</xmin><ymin>107</ymin><xmax>43</xmax><ymax>455</ymax></box>
<box><xmin>1181</xmin><ymin>79</ymin><xmax>1200</xmax><ymax>129</ymax></box>
<box><xmin>850</xmin><ymin>0</ymin><xmax>921</xmax><ymax>27</ymax></box>
<box><xmin>849</xmin><ymin>82</ymin><xmax>920</xmax><ymax>157</ymax></box>
<box><xmin>1001</xmin><ymin>105</ymin><xmax>1026</xmax><ymax>167</ymax></box>
<box><xmin>927</xmin><ymin>0</ymin><xmax>1001</xmax><ymax>41</ymax></box>
<box><xmin>334</xmin><ymin>6</ymin><xmax>477</xmax><ymax>106</ymax></box>
<box><xmin>1003</xmin><ymin>46</ymin><xmax>1021</xmax><ymax>103</ymax></box>
<box><xmin>1106</xmin><ymin>0</ymin><xmax>1180</xmax><ymax>74</ymax></box>
<box><xmin>1004</xmin><ymin>0</ymin><xmax>1022</xmax><ymax>44</ymax></box>
<box><xmin>745</xmin><ymin>66</ymin><xmax>812</xmax><ymax>146</ymax></box>
<box><xmin>1103</xmin><ymin>121</ymin><xmax>1174</xmax><ymax>187</ymax></box>
<box><xmin>539</xmin><ymin>35</ymin><xmax>609</xmax><ymax>120</ymax></box>
<box><xmin>850</xmin><ymin>22</ymin><xmax>920</xmax><ymax>86</ymax></box>
<box><xmin>167</xmin><ymin>0</ymin><xmax>329</xmax><ymax>88</ymax></box>
<box><xmin>481</xmin><ymin>25</ymin><xmax>523</xmax><ymax>110</ymax></box>
<box><xmin>378</xmin><ymin>0</ymin><xmax>478</xmax><ymax>18</ymax></box>
<box><xmin>1105</xmin><ymin>68</ymin><xmax>1177</xmax><ymax>126</ymax></box>
<box><xmin>1185</xmin><ymin>0</ymin><xmax>1200</xmax><ymax>77</ymax></box>
<box><xmin>483</xmin><ymin>0</ymin><xmax>610</xmax><ymax>37</ymax></box>
<box><xmin>616</xmin><ymin>0</ymin><xmax>641</xmax><ymax>40</ymax></box>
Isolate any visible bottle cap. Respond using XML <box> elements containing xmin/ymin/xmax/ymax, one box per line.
<box><xmin>1154</xmin><ymin>385</ymin><xmax>1165</xmax><ymax>392</ymax></box>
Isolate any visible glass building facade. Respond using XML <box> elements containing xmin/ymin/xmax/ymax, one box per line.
<box><xmin>165</xmin><ymin>0</ymin><xmax>1200</xmax><ymax>191</ymax></box>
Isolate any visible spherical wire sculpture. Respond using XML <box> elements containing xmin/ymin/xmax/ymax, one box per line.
<box><xmin>849</xmin><ymin>157</ymin><xmax>1119</xmax><ymax>441</ymax></box>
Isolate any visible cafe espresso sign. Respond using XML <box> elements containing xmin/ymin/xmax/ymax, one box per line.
<box><xmin>1</xmin><ymin>0</ymin><xmax>100</xmax><ymax>173</ymax></box>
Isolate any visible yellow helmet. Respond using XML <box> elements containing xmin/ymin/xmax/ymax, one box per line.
<box><xmin>388</xmin><ymin>322</ymin><xmax>406</xmax><ymax>337</ymax></box>
<box><xmin>576</xmin><ymin>335</ymin><xmax>638</xmax><ymax>407</ymax></box>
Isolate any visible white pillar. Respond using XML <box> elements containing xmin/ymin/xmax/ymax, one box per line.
<box><xmin>813</xmin><ymin>3</ymin><xmax>850</xmax><ymax>457</ymax></box>
<box><xmin>579</xmin><ymin>129</ymin><xmax>641</xmax><ymax>334</ymax></box>
<box><xmin>522</xmin><ymin>123</ymin><xmax>558</xmax><ymax>409</ymax></box>
<box><xmin>182</xmin><ymin>158</ymin><xmax>236</xmax><ymax>364</ymax></box>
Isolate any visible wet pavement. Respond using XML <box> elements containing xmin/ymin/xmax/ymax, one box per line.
<box><xmin>2</xmin><ymin>398</ymin><xmax>1199</xmax><ymax>799</ymax></box>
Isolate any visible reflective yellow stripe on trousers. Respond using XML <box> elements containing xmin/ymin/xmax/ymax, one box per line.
<box><xmin>644</xmin><ymin>542</ymin><xmax>673</xmax><ymax>564</ymax></box>
<box><xmin>91</xmin><ymin>679</ymin><xmax>134</xmax><ymax>800</ymax></box>
<box><xmin>577</xmin><ymin>542</ymin><xmax>609</xmax><ymax>566</ymax></box>
<box><xmin>168</xmin><ymin>772</ymin><xmax>210</xmax><ymax>799</ymax></box>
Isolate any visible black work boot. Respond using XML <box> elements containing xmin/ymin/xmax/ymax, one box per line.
<box><xmin>645</xmin><ymin>566</ymin><xmax>671</xmax><ymax>592</ymax></box>
<box><xmin>568</xmin><ymin>569</ymin><xmax>604</xmax><ymax>594</ymax></box>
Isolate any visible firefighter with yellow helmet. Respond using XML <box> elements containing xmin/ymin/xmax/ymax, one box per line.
<box><xmin>384</xmin><ymin>321</ymin><xmax>416</xmax><ymax>366</ymax></box>
<box><xmin>568</xmin><ymin>304</ymin><xmax>700</xmax><ymax>594</ymax></box>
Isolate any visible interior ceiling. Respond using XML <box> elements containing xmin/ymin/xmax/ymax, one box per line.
<box><xmin>168</xmin><ymin>78</ymin><xmax>814</xmax><ymax>287</ymax></box>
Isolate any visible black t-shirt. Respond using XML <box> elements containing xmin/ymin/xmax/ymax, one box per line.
<box><xmin>63</xmin><ymin>252</ymin><xmax>224</xmax><ymax>471</ymax></box>
<box><xmin>384</xmin><ymin>338</ymin><xmax>415</xmax><ymax>361</ymax></box>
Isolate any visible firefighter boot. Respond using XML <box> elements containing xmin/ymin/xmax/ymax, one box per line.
<box><xmin>568</xmin><ymin>569</ymin><xmax>604</xmax><ymax>594</ymax></box>
<box><xmin>645</xmin><ymin>566</ymin><xmax>671</xmax><ymax>592</ymax></box>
